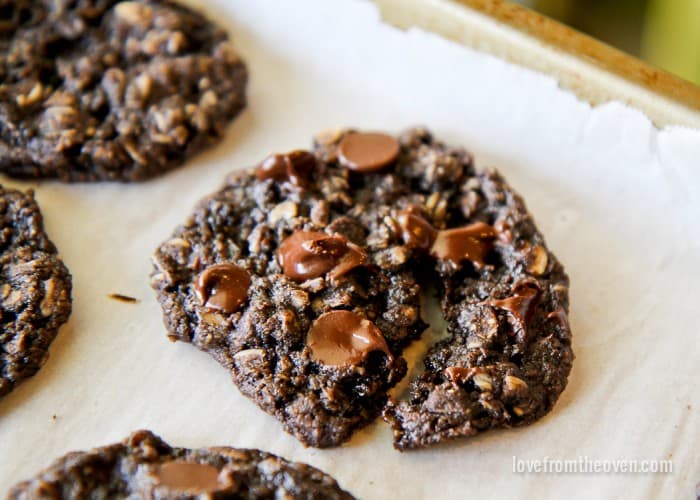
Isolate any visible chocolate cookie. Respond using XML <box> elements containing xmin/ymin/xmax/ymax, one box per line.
<box><xmin>8</xmin><ymin>430</ymin><xmax>355</xmax><ymax>498</ymax></box>
<box><xmin>0</xmin><ymin>186</ymin><xmax>72</xmax><ymax>398</ymax></box>
<box><xmin>151</xmin><ymin>127</ymin><xmax>573</xmax><ymax>450</ymax></box>
<box><xmin>0</xmin><ymin>0</ymin><xmax>247</xmax><ymax>182</ymax></box>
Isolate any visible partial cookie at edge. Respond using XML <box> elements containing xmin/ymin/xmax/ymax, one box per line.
<box><xmin>0</xmin><ymin>186</ymin><xmax>72</xmax><ymax>398</ymax></box>
<box><xmin>0</xmin><ymin>0</ymin><xmax>247</xmax><ymax>182</ymax></box>
<box><xmin>8</xmin><ymin>430</ymin><xmax>355</xmax><ymax>498</ymax></box>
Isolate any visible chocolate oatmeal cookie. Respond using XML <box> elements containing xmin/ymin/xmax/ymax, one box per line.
<box><xmin>0</xmin><ymin>0</ymin><xmax>247</xmax><ymax>182</ymax></box>
<box><xmin>9</xmin><ymin>430</ymin><xmax>355</xmax><ymax>498</ymax></box>
<box><xmin>0</xmin><ymin>186</ymin><xmax>72</xmax><ymax>398</ymax></box>
<box><xmin>151</xmin><ymin>128</ymin><xmax>573</xmax><ymax>450</ymax></box>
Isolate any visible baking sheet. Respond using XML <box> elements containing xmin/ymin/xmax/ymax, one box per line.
<box><xmin>1</xmin><ymin>1</ymin><xmax>698</xmax><ymax>498</ymax></box>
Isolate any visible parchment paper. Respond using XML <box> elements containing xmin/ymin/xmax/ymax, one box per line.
<box><xmin>1</xmin><ymin>1</ymin><xmax>698</xmax><ymax>498</ymax></box>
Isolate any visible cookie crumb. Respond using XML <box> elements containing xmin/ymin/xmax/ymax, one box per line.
<box><xmin>108</xmin><ymin>293</ymin><xmax>139</xmax><ymax>304</ymax></box>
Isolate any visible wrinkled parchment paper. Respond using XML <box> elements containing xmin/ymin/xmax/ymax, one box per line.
<box><xmin>1</xmin><ymin>1</ymin><xmax>698</xmax><ymax>498</ymax></box>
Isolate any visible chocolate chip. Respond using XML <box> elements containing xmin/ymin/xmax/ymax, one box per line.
<box><xmin>396</xmin><ymin>215</ymin><xmax>496</xmax><ymax>268</ymax></box>
<box><xmin>278</xmin><ymin>231</ymin><xmax>345</xmax><ymax>281</ymax></box>
<box><xmin>278</xmin><ymin>231</ymin><xmax>367</xmax><ymax>281</ymax></box>
<box><xmin>256</xmin><ymin>154</ymin><xmax>288</xmax><ymax>182</ymax></box>
<box><xmin>337</xmin><ymin>132</ymin><xmax>400</xmax><ymax>172</ymax></box>
<box><xmin>397</xmin><ymin>212</ymin><xmax>437</xmax><ymax>250</ymax></box>
<box><xmin>488</xmin><ymin>281</ymin><xmax>541</xmax><ymax>332</ymax></box>
<box><xmin>328</xmin><ymin>242</ymin><xmax>368</xmax><ymax>280</ymax></box>
<box><xmin>307</xmin><ymin>310</ymin><xmax>392</xmax><ymax>367</ymax></box>
<box><xmin>194</xmin><ymin>263</ymin><xmax>251</xmax><ymax>314</ymax></box>
<box><xmin>153</xmin><ymin>462</ymin><xmax>222</xmax><ymax>493</ymax></box>
<box><xmin>286</xmin><ymin>150</ymin><xmax>316</xmax><ymax>184</ymax></box>
<box><xmin>430</xmin><ymin>222</ymin><xmax>497</xmax><ymax>268</ymax></box>
<box><xmin>256</xmin><ymin>150</ymin><xmax>316</xmax><ymax>186</ymax></box>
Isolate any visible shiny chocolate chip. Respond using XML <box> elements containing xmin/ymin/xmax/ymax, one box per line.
<box><xmin>256</xmin><ymin>153</ymin><xmax>288</xmax><ymax>182</ymax></box>
<box><xmin>430</xmin><ymin>222</ymin><xmax>498</xmax><ymax>268</ymax></box>
<box><xmin>397</xmin><ymin>212</ymin><xmax>437</xmax><ymax>250</ymax></box>
<box><xmin>278</xmin><ymin>231</ymin><xmax>367</xmax><ymax>281</ymax></box>
<box><xmin>286</xmin><ymin>150</ymin><xmax>316</xmax><ymax>184</ymax></box>
<box><xmin>328</xmin><ymin>242</ymin><xmax>368</xmax><ymax>280</ymax></box>
<box><xmin>488</xmin><ymin>281</ymin><xmax>541</xmax><ymax>331</ymax></box>
<box><xmin>256</xmin><ymin>150</ymin><xmax>316</xmax><ymax>186</ymax></box>
<box><xmin>153</xmin><ymin>462</ymin><xmax>222</xmax><ymax>493</ymax></box>
<box><xmin>194</xmin><ymin>263</ymin><xmax>251</xmax><ymax>314</ymax></box>
<box><xmin>337</xmin><ymin>132</ymin><xmax>400</xmax><ymax>172</ymax></box>
<box><xmin>278</xmin><ymin>231</ymin><xmax>346</xmax><ymax>281</ymax></box>
<box><xmin>307</xmin><ymin>310</ymin><xmax>392</xmax><ymax>367</ymax></box>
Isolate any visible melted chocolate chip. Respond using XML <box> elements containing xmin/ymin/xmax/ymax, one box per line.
<box><xmin>278</xmin><ymin>231</ymin><xmax>346</xmax><ymax>281</ymax></box>
<box><xmin>307</xmin><ymin>310</ymin><xmax>392</xmax><ymax>367</ymax></box>
<box><xmin>430</xmin><ymin>222</ymin><xmax>498</xmax><ymax>268</ymax></box>
<box><xmin>153</xmin><ymin>462</ymin><xmax>222</xmax><ymax>493</ymax></box>
<box><xmin>397</xmin><ymin>212</ymin><xmax>437</xmax><ymax>250</ymax></box>
<box><xmin>488</xmin><ymin>281</ymin><xmax>541</xmax><ymax>331</ymax></box>
<box><xmin>286</xmin><ymin>150</ymin><xmax>316</xmax><ymax>184</ymax></box>
<box><xmin>256</xmin><ymin>150</ymin><xmax>316</xmax><ymax>186</ymax></box>
<box><xmin>337</xmin><ymin>132</ymin><xmax>400</xmax><ymax>172</ymax></box>
<box><xmin>278</xmin><ymin>231</ymin><xmax>368</xmax><ymax>281</ymax></box>
<box><xmin>256</xmin><ymin>154</ymin><xmax>288</xmax><ymax>182</ymax></box>
<box><xmin>396</xmin><ymin>214</ymin><xmax>497</xmax><ymax>268</ymax></box>
<box><xmin>194</xmin><ymin>263</ymin><xmax>251</xmax><ymax>314</ymax></box>
<box><xmin>328</xmin><ymin>242</ymin><xmax>368</xmax><ymax>280</ymax></box>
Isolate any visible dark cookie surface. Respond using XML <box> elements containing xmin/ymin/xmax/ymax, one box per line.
<box><xmin>152</xmin><ymin>128</ymin><xmax>573</xmax><ymax>450</ymax></box>
<box><xmin>0</xmin><ymin>0</ymin><xmax>247</xmax><ymax>182</ymax></box>
<box><xmin>0</xmin><ymin>186</ymin><xmax>72</xmax><ymax>398</ymax></box>
<box><xmin>9</xmin><ymin>430</ymin><xmax>355</xmax><ymax>499</ymax></box>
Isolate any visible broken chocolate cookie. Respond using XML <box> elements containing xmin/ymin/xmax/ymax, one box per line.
<box><xmin>152</xmin><ymin>128</ymin><xmax>573</xmax><ymax>450</ymax></box>
<box><xmin>9</xmin><ymin>430</ymin><xmax>354</xmax><ymax>498</ymax></box>
<box><xmin>0</xmin><ymin>0</ymin><xmax>247</xmax><ymax>181</ymax></box>
<box><xmin>0</xmin><ymin>186</ymin><xmax>72</xmax><ymax>398</ymax></box>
